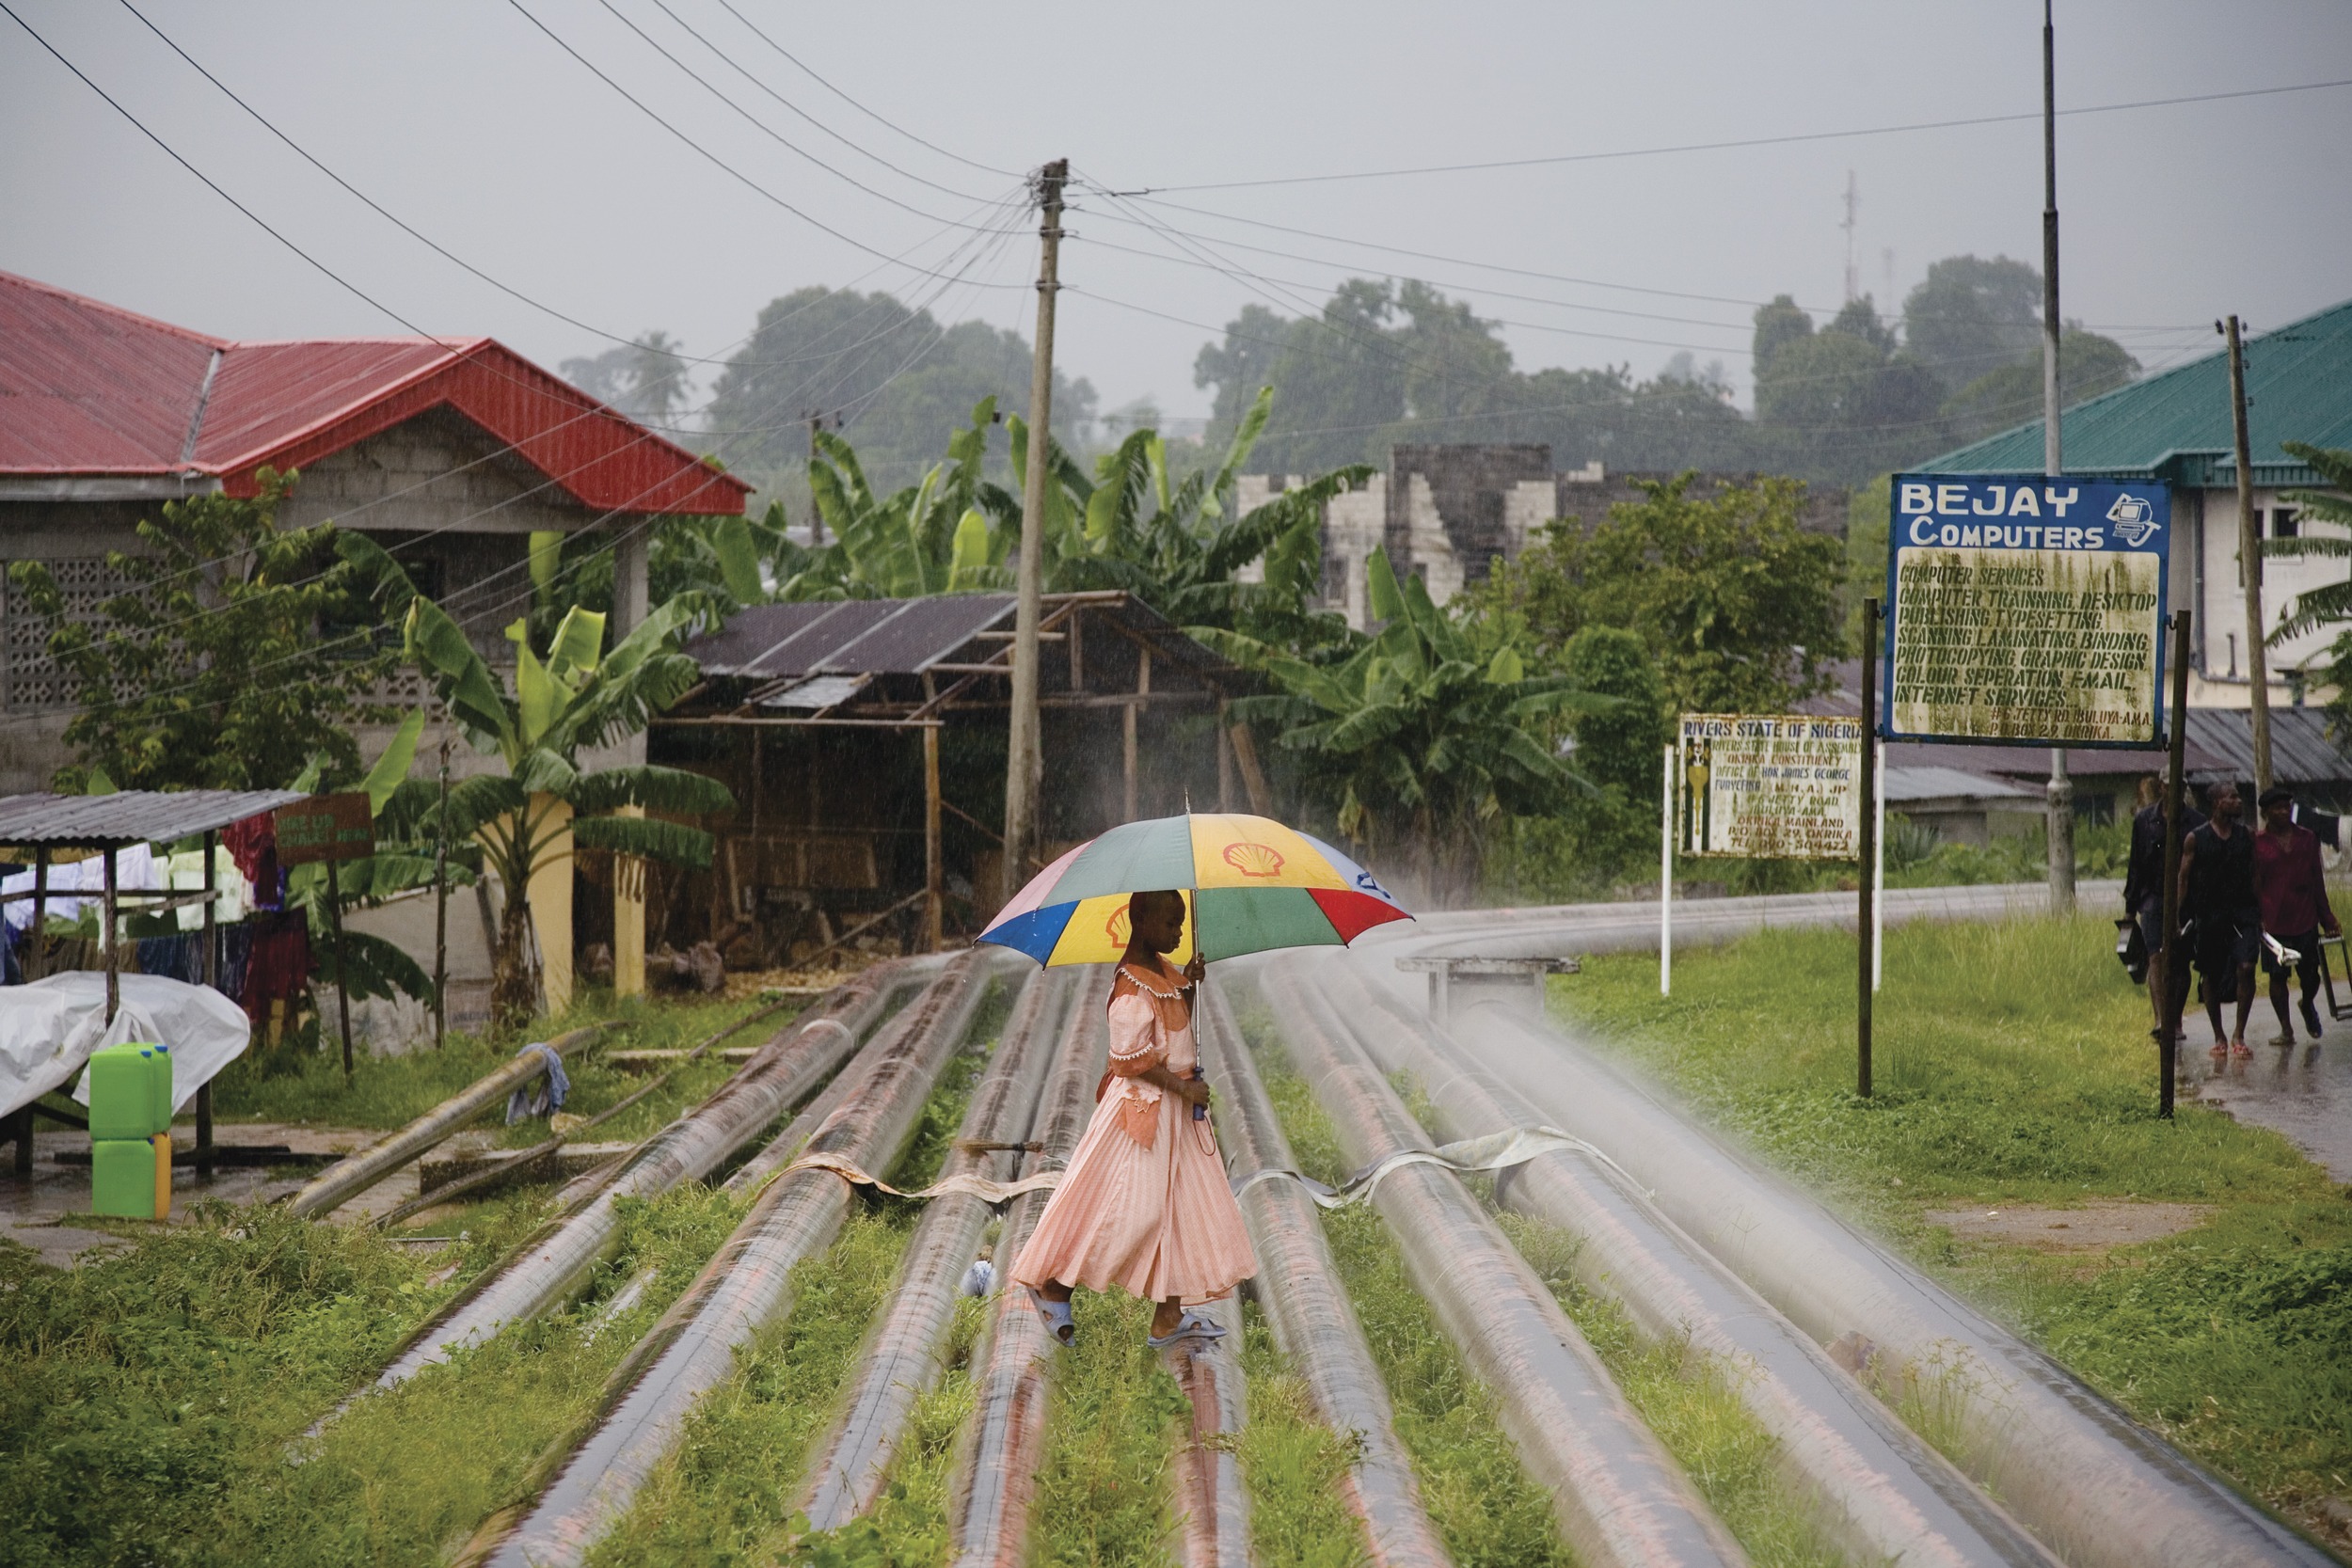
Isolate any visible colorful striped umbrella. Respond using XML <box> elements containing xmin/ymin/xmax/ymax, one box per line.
<box><xmin>977</xmin><ymin>813</ymin><xmax>1412</xmax><ymax>966</ymax></box>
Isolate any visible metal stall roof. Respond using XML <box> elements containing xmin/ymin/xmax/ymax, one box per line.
<box><xmin>0</xmin><ymin>789</ymin><xmax>308</xmax><ymax>850</ymax></box>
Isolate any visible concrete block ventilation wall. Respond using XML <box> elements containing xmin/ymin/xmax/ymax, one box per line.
<box><xmin>1242</xmin><ymin>444</ymin><xmax>1849</xmax><ymax>629</ymax></box>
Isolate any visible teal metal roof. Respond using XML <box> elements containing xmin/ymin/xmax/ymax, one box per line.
<box><xmin>1916</xmin><ymin>297</ymin><xmax>2352</xmax><ymax>488</ymax></box>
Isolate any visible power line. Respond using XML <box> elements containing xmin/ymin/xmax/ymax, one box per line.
<box><xmin>503</xmin><ymin>0</ymin><xmax>1029</xmax><ymax>287</ymax></box>
<box><xmin>704</xmin><ymin>0</ymin><xmax>1017</xmax><ymax>179</ymax></box>
<box><xmin>1129</xmin><ymin>76</ymin><xmax>2352</xmax><ymax>194</ymax></box>
<box><xmin>582</xmin><ymin>0</ymin><xmax>1000</xmax><ymax>226</ymax></box>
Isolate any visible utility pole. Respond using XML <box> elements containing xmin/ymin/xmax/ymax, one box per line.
<box><xmin>1001</xmin><ymin>158</ymin><xmax>1067</xmax><ymax>907</ymax></box>
<box><xmin>1841</xmin><ymin>171</ymin><xmax>1859</xmax><ymax>305</ymax></box>
<box><xmin>801</xmin><ymin>411</ymin><xmax>831</xmax><ymax>546</ymax></box>
<box><xmin>2224</xmin><ymin>314</ymin><xmax>2273</xmax><ymax>794</ymax></box>
<box><xmin>2042</xmin><ymin>0</ymin><xmax>2075</xmax><ymax>915</ymax></box>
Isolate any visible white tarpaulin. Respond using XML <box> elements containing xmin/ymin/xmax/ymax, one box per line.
<box><xmin>0</xmin><ymin>973</ymin><xmax>251</xmax><ymax>1118</ymax></box>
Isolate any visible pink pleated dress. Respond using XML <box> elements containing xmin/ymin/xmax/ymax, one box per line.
<box><xmin>1011</xmin><ymin>959</ymin><xmax>1258</xmax><ymax>1306</ymax></box>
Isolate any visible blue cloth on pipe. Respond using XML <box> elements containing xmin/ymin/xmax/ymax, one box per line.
<box><xmin>504</xmin><ymin>1041</ymin><xmax>570</xmax><ymax>1124</ymax></box>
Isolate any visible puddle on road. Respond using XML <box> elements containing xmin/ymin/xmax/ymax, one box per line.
<box><xmin>2174</xmin><ymin>1033</ymin><xmax>2352</xmax><ymax>1182</ymax></box>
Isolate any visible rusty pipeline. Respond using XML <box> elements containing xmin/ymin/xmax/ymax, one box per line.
<box><xmin>454</xmin><ymin>948</ymin><xmax>1006</xmax><ymax>1568</ymax></box>
<box><xmin>1193</xmin><ymin>978</ymin><xmax>1453</xmax><ymax>1568</ymax></box>
<box><xmin>795</xmin><ymin>965</ymin><xmax>1076</xmax><ymax>1531</ymax></box>
<box><xmin>1455</xmin><ymin>999</ymin><xmax>2334</xmax><ymax>1568</ymax></box>
<box><xmin>284</xmin><ymin>1024</ymin><xmax>606</xmax><ymax>1219</ymax></box>
<box><xmin>946</xmin><ymin>969</ymin><xmax>1107</xmax><ymax>1568</ymax></box>
<box><xmin>1311</xmin><ymin>958</ymin><xmax>2060</xmax><ymax>1568</ymax></box>
<box><xmin>1263</xmin><ymin>956</ymin><xmax>1749</xmax><ymax>1568</ymax></box>
<box><xmin>358</xmin><ymin>958</ymin><xmax>928</xmax><ymax>1400</ymax></box>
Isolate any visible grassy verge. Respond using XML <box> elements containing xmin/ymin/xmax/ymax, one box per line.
<box><xmin>1234</xmin><ymin>1303</ymin><xmax>1372</xmax><ymax>1568</ymax></box>
<box><xmin>1255</xmin><ymin>1051</ymin><xmax>1572</xmax><ymax>1568</ymax></box>
<box><xmin>0</xmin><ymin>1181</ymin><xmax>743</xmax><ymax>1568</ymax></box>
<box><xmin>1550</xmin><ymin>911</ymin><xmax>2352</xmax><ymax>1545</ymax></box>
<box><xmin>1030</xmin><ymin>1287</ymin><xmax>1191</xmax><ymax>1568</ymax></box>
<box><xmin>204</xmin><ymin>989</ymin><xmax>787</xmax><ymax>1148</ymax></box>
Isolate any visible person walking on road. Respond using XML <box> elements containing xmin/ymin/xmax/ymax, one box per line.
<box><xmin>2253</xmin><ymin>785</ymin><xmax>2339</xmax><ymax>1047</ymax></box>
<box><xmin>2124</xmin><ymin>774</ymin><xmax>2205</xmax><ymax>1039</ymax></box>
<box><xmin>2178</xmin><ymin>783</ymin><xmax>2262</xmax><ymax>1058</ymax></box>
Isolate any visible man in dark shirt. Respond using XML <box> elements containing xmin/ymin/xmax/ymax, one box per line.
<box><xmin>2253</xmin><ymin>785</ymin><xmax>2339</xmax><ymax>1045</ymax></box>
<box><xmin>2122</xmin><ymin>774</ymin><xmax>2207</xmax><ymax>1037</ymax></box>
<box><xmin>2177</xmin><ymin>783</ymin><xmax>2260</xmax><ymax>1056</ymax></box>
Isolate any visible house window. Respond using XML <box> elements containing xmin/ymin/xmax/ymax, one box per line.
<box><xmin>2272</xmin><ymin>507</ymin><xmax>2299</xmax><ymax>539</ymax></box>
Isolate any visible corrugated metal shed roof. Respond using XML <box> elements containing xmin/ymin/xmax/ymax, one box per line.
<box><xmin>1916</xmin><ymin>297</ymin><xmax>2352</xmax><ymax>488</ymax></box>
<box><xmin>0</xmin><ymin>270</ymin><xmax>748</xmax><ymax>516</ymax></box>
<box><xmin>2184</xmin><ymin>707</ymin><xmax>2352</xmax><ymax>787</ymax></box>
<box><xmin>0</xmin><ymin>789</ymin><xmax>307</xmax><ymax>848</ymax></box>
<box><xmin>1883</xmin><ymin>766</ymin><xmax>2034</xmax><ymax>803</ymax></box>
<box><xmin>687</xmin><ymin>596</ymin><xmax>1018</xmax><ymax>678</ymax></box>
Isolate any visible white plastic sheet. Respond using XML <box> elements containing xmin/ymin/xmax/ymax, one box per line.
<box><xmin>0</xmin><ymin>972</ymin><xmax>251</xmax><ymax>1118</ymax></box>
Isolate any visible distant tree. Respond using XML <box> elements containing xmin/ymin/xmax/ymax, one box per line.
<box><xmin>1754</xmin><ymin>295</ymin><xmax>1946</xmax><ymax>485</ymax></box>
<box><xmin>1940</xmin><ymin>327</ymin><xmax>2140</xmax><ymax>442</ymax></box>
<box><xmin>7</xmin><ymin>468</ymin><xmax>394</xmax><ymax>792</ymax></box>
<box><xmin>707</xmin><ymin>286</ymin><xmax>1094</xmax><ymax>500</ymax></box>
<box><xmin>1751</xmin><ymin>293</ymin><xmax>1816</xmax><ymax>375</ymax></box>
<box><xmin>1901</xmin><ymin>255</ymin><xmax>2044</xmax><ymax>392</ymax></box>
<box><xmin>560</xmin><ymin>330</ymin><xmax>694</xmax><ymax>428</ymax></box>
<box><xmin>1487</xmin><ymin>471</ymin><xmax>1845</xmax><ymax>715</ymax></box>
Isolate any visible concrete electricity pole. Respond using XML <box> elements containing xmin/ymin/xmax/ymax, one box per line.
<box><xmin>1002</xmin><ymin>159</ymin><xmax>1067</xmax><ymax>906</ymax></box>
<box><xmin>2225</xmin><ymin>314</ymin><xmax>2273</xmax><ymax>793</ymax></box>
<box><xmin>2042</xmin><ymin>0</ymin><xmax>2075</xmax><ymax>914</ymax></box>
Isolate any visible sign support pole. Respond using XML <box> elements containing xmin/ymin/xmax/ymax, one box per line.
<box><xmin>1859</xmin><ymin>598</ymin><xmax>1879</xmax><ymax>1099</ymax></box>
<box><xmin>2159</xmin><ymin>610</ymin><xmax>2192</xmax><ymax>1119</ymax></box>
<box><xmin>1873</xmin><ymin>737</ymin><xmax>1886</xmax><ymax>992</ymax></box>
<box><xmin>1661</xmin><ymin>742</ymin><xmax>1675</xmax><ymax>997</ymax></box>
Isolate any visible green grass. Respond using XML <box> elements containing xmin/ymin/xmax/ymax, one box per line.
<box><xmin>1233</xmin><ymin>1304</ymin><xmax>1373</xmax><ymax>1568</ymax></box>
<box><xmin>205</xmin><ymin>990</ymin><xmax>789</xmax><ymax>1149</ymax></box>
<box><xmin>1497</xmin><ymin>1213</ymin><xmax>1844</xmax><ymax>1568</ymax></box>
<box><xmin>1256</xmin><ymin>1053</ymin><xmax>1573</xmax><ymax>1568</ymax></box>
<box><xmin>1550</xmin><ymin>911</ymin><xmax>2352</xmax><ymax>1544</ymax></box>
<box><xmin>0</xmin><ymin>1181</ymin><xmax>745</xmax><ymax>1568</ymax></box>
<box><xmin>1030</xmin><ymin>1287</ymin><xmax>1191</xmax><ymax>1568</ymax></box>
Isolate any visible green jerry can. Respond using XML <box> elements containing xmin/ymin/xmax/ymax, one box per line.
<box><xmin>91</xmin><ymin>1137</ymin><xmax>156</xmax><ymax>1219</ymax></box>
<box><xmin>153</xmin><ymin>1132</ymin><xmax>172</xmax><ymax>1219</ymax></box>
<box><xmin>87</xmin><ymin>1044</ymin><xmax>161</xmax><ymax>1142</ymax></box>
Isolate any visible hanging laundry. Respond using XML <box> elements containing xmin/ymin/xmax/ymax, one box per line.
<box><xmin>162</xmin><ymin>848</ymin><xmax>250</xmax><ymax>932</ymax></box>
<box><xmin>0</xmin><ymin>846</ymin><xmax>162</xmax><ymax>935</ymax></box>
<box><xmin>239</xmin><ymin>911</ymin><xmax>311</xmax><ymax>1025</ymax></box>
<box><xmin>216</xmin><ymin>924</ymin><xmax>254</xmax><ymax>1006</ymax></box>
<box><xmin>135</xmin><ymin>932</ymin><xmax>206</xmax><ymax>986</ymax></box>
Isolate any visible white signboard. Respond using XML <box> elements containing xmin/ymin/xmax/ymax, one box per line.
<box><xmin>1678</xmin><ymin>713</ymin><xmax>1864</xmax><ymax>860</ymax></box>
<box><xmin>1884</xmin><ymin>475</ymin><xmax>2170</xmax><ymax>747</ymax></box>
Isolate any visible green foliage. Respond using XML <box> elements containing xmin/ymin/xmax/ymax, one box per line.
<box><xmin>5</xmin><ymin>468</ymin><xmax>395</xmax><ymax>791</ymax></box>
<box><xmin>2261</xmin><ymin>444</ymin><xmax>2352</xmax><ymax>738</ymax></box>
<box><xmin>1254</xmin><ymin>1058</ymin><xmax>1572</xmax><ymax>1568</ymax></box>
<box><xmin>1234</xmin><ymin>1311</ymin><xmax>1371</xmax><ymax>1568</ymax></box>
<box><xmin>1843</xmin><ymin>473</ymin><xmax>1892</xmax><ymax>652</ymax></box>
<box><xmin>1206</xmin><ymin>547</ymin><xmax>1602</xmax><ymax>903</ymax></box>
<box><xmin>1752</xmin><ymin>297</ymin><xmax>1947</xmax><ymax>486</ymax></box>
<box><xmin>772</xmin><ymin>399</ymin><xmax>1014</xmax><ymax>601</ymax></box>
<box><xmin>1030</xmin><ymin>1289</ymin><xmax>1193</xmax><ymax>1568</ymax></box>
<box><xmin>1483</xmin><ymin>623</ymin><xmax>1669</xmax><ymax>892</ymax></box>
<box><xmin>1497</xmin><ymin>1214</ymin><xmax>1844</xmax><ymax>1568</ymax></box>
<box><xmin>1940</xmin><ymin>328</ymin><xmax>2140</xmax><ymax>441</ymax></box>
<box><xmin>1493</xmin><ymin>472</ymin><xmax>1846</xmax><ymax>716</ymax></box>
<box><xmin>1900</xmin><ymin>255</ymin><xmax>2046</xmax><ymax>392</ymax></box>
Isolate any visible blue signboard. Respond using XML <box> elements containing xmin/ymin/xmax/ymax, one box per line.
<box><xmin>1883</xmin><ymin>474</ymin><xmax>2170</xmax><ymax>748</ymax></box>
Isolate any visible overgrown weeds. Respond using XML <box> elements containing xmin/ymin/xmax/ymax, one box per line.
<box><xmin>1234</xmin><ymin>1306</ymin><xmax>1370</xmax><ymax>1568</ymax></box>
<box><xmin>1031</xmin><ymin>1287</ymin><xmax>1191</xmax><ymax>1568</ymax></box>
<box><xmin>1257</xmin><ymin>1055</ymin><xmax>1571</xmax><ymax>1568</ymax></box>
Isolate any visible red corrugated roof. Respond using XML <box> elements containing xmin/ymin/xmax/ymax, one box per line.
<box><xmin>0</xmin><ymin>270</ymin><xmax>747</xmax><ymax>516</ymax></box>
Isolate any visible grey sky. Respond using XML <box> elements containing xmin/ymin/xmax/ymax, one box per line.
<box><xmin>6</xmin><ymin>0</ymin><xmax>2348</xmax><ymax>463</ymax></box>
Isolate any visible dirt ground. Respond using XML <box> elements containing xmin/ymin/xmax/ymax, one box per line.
<box><xmin>1923</xmin><ymin>1199</ymin><xmax>2216</xmax><ymax>1253</ymax></box>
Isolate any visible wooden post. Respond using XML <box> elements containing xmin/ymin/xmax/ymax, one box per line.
<box><xmin>1661</xmin><ymin>744</ymin><xmax>1675</xmax><ymax>997</ymax></box>
<box><xmin>1217</xmin><ymin>698</ymin><xmax>1235</xmax><ymax>812</ymax></box>
<box><xmin>1228</xmin><ymin>721</ymin><xmax>1272</xmax><ymax>816</ymax></box>
<box><xmin>103</xmin><ymin>846</ymin><xmax>119</xmax><ymax>1025</ymax></box>
<box><xmin>435</xmin><ymin>734</ymin><xmax>451</xmax><ymax>1045</ymax></box>
<box><xmin>29</xmin><ymin>847</ymin><xmax>46</xmax><ymax>981</ymax></box>
<box><xmin>1859</xmin><ymin>598</ymin><xmax>1879</xmax><ymax>1099</ymax></box>
<box><xmin>2159</xmin><ymin>610</ymin><xmax>2193</xmax><ymax>1118</ymax></box>
<box><xmin>1002</xmin><ymin>158</ymin><xmax>1068</xmax><ymax>902</ymax></box>
<box><xmin>328</xmin><ymin>856</ymin><xmax>354</xmax><ymax>1077</ymax></box>
<box><xmin>198</xmin><ymin>831</ymin><xmax>216</xmax><ymax>1179</ymax></box>
<box><xmin>2225</xmin><ymin>315</ymin><xmax>2272</xmax><ymax>794</ymax></box>
<box><xmin>1123</xmin><ymin>647</ymin><xmax>1149</xmax><ymax>822</ymax></box>
<box><xmin>924</xmin><ymin>725</ymin><xmax>945</xmax><ymax>951</ymax></box>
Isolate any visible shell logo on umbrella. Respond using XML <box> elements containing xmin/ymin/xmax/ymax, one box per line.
<box><xmin>979</xmin><ymin>813</ymin><xmax>1408</xmax><ymax>967</ymax></box>
<box><xmin>1221</xmin><ymin>842</ymin><xmax>1285</xmax><ymax>878</ymax></box>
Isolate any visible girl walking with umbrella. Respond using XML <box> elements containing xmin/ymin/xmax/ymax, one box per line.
<box><xmin>982</xmin><ymin>813</ymin><xmax>1410</xmax><ymax>1347</ymax></box>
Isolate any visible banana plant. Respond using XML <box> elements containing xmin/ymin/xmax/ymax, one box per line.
<box><xmin>2262</xmin><ymin>442</ymin><xmax>2352</xmax><ymax>645</ymax></box>
<box><xmin>1199</xmin><ymin>546</ymin><xmax>1606</xmax><ymax>906</ymax></box>
<box><xmin>772</xmin><ymin>398</ymin><xmax>1012</xmax><ymax>600</ymax></box>
<box><xmin>339</xmin><ymin>533</ymin><xmax>735</xmax><ymax>1025</ymax></box>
